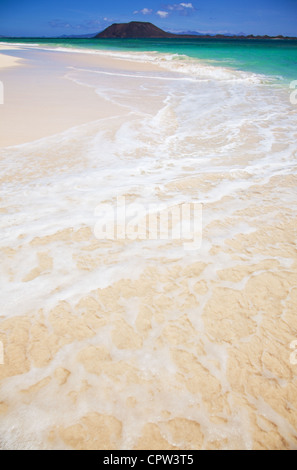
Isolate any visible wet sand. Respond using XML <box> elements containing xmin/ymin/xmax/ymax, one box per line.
<box><xmin>0</xmin><ymin>44</ymin><xmax>297</xmax><ymax>450</ymax></box>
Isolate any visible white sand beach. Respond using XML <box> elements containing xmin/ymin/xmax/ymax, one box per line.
<box><xmin>0</xmin><ymin>44</ymin><xmax>164</xmax><ymax>146</ymax></box>
<box><xmin>0</xmin><ymin>43</ymin><xmax>297</xmax><ymax>450</ymax></box>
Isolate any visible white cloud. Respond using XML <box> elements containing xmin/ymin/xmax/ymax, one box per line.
<box><xmin>141</xmin><ymin>8</ymin><xmax>153</xmax><ymax>14</ymax></box>
<box><xmin>156</xmin><ymin>10</ymin><xmax>169</xmax><ymax>18</ymax></box>
<box><xmin>166</xmin><ymin>3</ymin><xmax>195</xmax><ymax>11</ymax></box>
<box><xmin>134</xmin><ymin>8</ymin><xmax>153</xmax><ymax>15</ymax></box>
<box><xmin>180</xmin><ymin>3</ymin><xmax>194</xmax><ymax>8</ymax></box>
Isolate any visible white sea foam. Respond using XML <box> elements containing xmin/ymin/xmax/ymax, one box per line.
<box><xmin>0</xmin><ymin>43</ymin><xmax>297</xmax><ymax>450</ymax></box>
<box><xmin>52</xmin><ymin>46</ymin><xmax>267</xmax><ymax>83</ymax></box>
<box><xmin>1</xmin><ymin>40</ymin><xmax>270</xmax><ymax>84</ymax></box>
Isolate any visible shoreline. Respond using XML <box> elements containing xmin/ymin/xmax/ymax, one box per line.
<box><xmin>0</xmin><ymin>44</ymin><xmax>165</xmax><ymax>147</ymax></box>
<box><xmin>0</xmin><ymin>45</ymin><xmax>23</xmax><ymax>70</ymax></box>
<box><xmin>0</xmin><ymin>41</ymin><xmax>281</xmax><ymax>149</ymax></box>
<box><xmin>1</xmin><ymin>39</ymin><xmax>292</xmax><ymax>90</ymax></box>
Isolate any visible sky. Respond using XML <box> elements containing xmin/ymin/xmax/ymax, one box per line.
<box><xmin>0</xmin><ymin>0</ymin><xmax>297</xmax><ymax>37</ymax></box>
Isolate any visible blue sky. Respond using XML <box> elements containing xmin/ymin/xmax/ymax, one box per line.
<box><xmin>0</xmin><ymin>0</ymin><xmax>297</xmax><ymax>37</ymax></box>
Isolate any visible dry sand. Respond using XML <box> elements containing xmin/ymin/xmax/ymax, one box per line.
<box><xmin>0</xmin><ymin>44</ymin><xmax>163</xmax><ymax>147</ymax></box>
<box><xmin>0</xmin><ymin>45</ymin><xmax>122</xmax><ymax>146</ymax></box>
<box><xmin>0</xmin><ymin>45</ymin><xmax>23</xmax><ymax>70</ymax></box>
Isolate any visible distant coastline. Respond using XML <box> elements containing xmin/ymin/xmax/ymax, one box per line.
<box><xmin>1</xmin><ymin>21</ymin><xmax>297</xmax><ymax>40</ymax></box>
<box><xmin>1</xmin><ymin>35</ymin><xmax>297</xmax><ymax>40</ymax></box>
<box><xmin>95</xmin><ymin>22</ymin><xmax>297</xmax><ymax>40</ymax></box>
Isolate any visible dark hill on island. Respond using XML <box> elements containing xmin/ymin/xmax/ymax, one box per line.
<box><xmin>95</xmin><ymin>21</ymin><xmax>297</xmax><ymax>40</ymax></box>
<box><xmin>96</xmin><ymin>22</ymin><xmax>192</xmax><ymax>39</ymax></box>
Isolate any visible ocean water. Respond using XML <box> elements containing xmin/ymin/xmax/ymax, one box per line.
<box><xmin>0</xmin><ymin>40</ymin><xmax>297</xmax><ymax>449</ymax></box>
<box><xmin>1</xmin><ymin>37</ymin><xmax>297</xmax><ymax>83</ymax></box>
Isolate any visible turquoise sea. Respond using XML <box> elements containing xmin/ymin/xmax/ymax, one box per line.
<box><xmin>1</xmin><ymin>37</ymin><xmax>297</xmax><ymax>84</ymax></box>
